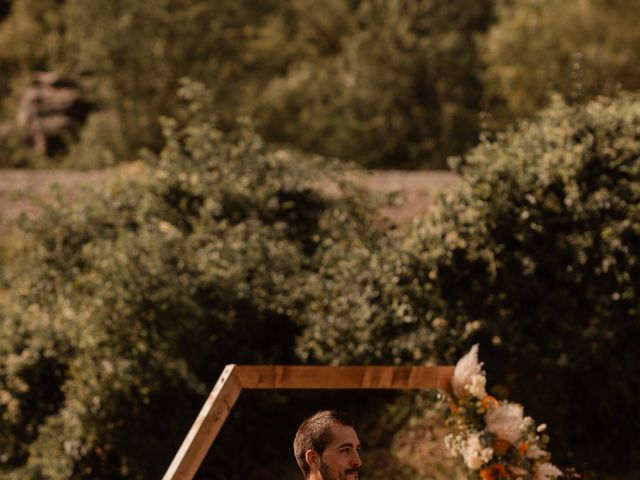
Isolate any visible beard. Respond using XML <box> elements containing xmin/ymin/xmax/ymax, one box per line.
<box><xmin>319</xmin><ymin>459</ymin><xmax>360</xmax><ymax>480</ymax></box>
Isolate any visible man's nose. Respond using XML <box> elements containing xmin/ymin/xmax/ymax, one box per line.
<box><xmin>350</xmin><ymin>451</ymin><xmax>362</xmax><ymax>467</ymax></box>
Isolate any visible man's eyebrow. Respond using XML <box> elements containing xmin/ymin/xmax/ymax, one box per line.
<box><xmin>337</xmin><ymin>442</ymin><xmax>361</xmax><ymax>449</ymax></box>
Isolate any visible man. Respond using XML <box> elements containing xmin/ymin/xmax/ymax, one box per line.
<box><xmin>293</xmin><ymin>410</ymin><xmax>362</xmax><ymax>480</ymax></box>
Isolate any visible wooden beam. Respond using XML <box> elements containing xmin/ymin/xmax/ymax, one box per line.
<box><xmin>163</xmin><ymin>365</ymin><xmax>453</xmax><ymax>480</ymax></box>
<box><xmin>235</xmin><ymin>365</ymin><xmax>454</xmax><ymax>392</ymax></box>
<box><xmin>162</xmin><ymin>364</ymin><xmax>242</xmax><ymax>480</ymax></box>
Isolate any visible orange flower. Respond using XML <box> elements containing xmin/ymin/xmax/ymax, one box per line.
<box><xmin>482</xmin><ymin>395</ymin><xmax>499</xmax><ymax>410</ymax></box>
<box><xmin>492</xmin><ymin>464</ymin><xmax>509</xmax><ymax>478</ymax></box>
<box><xmin>480</xmin><ymin>468</ymin><xmax>495</xmax><ymax>480</ymax></box>
<box><xmin>481</xmin><ymin>464</ymin><xmax>510</xmax><ymax>480</ymax></box>
<box><xmin>518</xmin><ymin>441</ymin><xmax>529</xmax><ymax>456</ymax></box>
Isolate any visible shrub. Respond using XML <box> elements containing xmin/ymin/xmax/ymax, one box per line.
<box><xmin>301</xmin><ymin>93</ymin><xmax>640</xmax><ymax>476</ymax></box>
<box><xmin>0</xmin><ymin>80</ymin><xmax>378</xmax><ymax>479</ymax></box>
<box><xmin>406</xmin><ymin>94</ymin><xmax>640</xmax><ymax>475</ymax></box>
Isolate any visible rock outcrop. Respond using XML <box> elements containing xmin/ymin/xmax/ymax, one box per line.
<box><xmin>12</xmin><ymin>71</ymin><xmax>94</xmax><ymax>155</ymax></box>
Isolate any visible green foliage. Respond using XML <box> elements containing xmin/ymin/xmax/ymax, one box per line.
<box><xmin>63</xmin><ymin>111</ymin><xmax>128</xmax><ymax>169</ymax></box>
<box><xmin>481</xmin><ymin>0</ymin><xmax>640</xmax><ymax>118</ymax></box>
<box><xmin>301</xmin><ymin>93</ymin><xmax>640</xmax><ymax>475</ymax></box>
<box><xmin>296</xmin><ymin>230</ymin><xmax>434</xmax><ymax>365</ymax></box>
<box><xmin>0</xmin><ymin>80</ymin><xmax>378</xmax><ymax>479</ymax></box>
<box><xmin>256</xmin><ymin>0</ymin><xmax>493</xmax><ymax>168</ymax></box>
<box><xmin>55</xmin><ymin>0</ymin><xmax>493</xmax><ymax>169</ymax></box>
<box><xmin>0</xmin><ymin>127</ymin><xmax>42</xmax><ymax>168</ymax></box>
<box><xmin>0</xmin><ymin>0</ymin><xmax>62</xmax><ymax>68</ymax></box>
<box><xmin>5</xmin><ymin>0</ymin><xmax>640</xmax><ymax>171</ymax></box>
<box><xmin>55</xmin><ymin>0</ymin><xmax>282</xmax><ymax>158</ymax></box>
<box><xmin>0</xmin><ymin>0</ymin><xmax>63</xmax><ymax>96</ymax></box>
<box><xmin>407</xmin><ymin>94</ymin><xmax>640</xmax><ymax>474</ymax></box>
<box><xmin>0</xmin><ymin>0</ymin><xmax>495</xmax><ymax>169</ymax></box>
<box><xmin>0</xmin><ymin>0</ymin><xmax>285</xmax><ymax>164</ymax></box>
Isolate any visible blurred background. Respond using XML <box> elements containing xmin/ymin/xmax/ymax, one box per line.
<box><xmin>0</xmin><ymin>0</ymin><xmax>639</xmax><ymax>478</ymax></box>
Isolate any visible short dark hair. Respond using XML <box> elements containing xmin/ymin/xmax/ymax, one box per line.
<box><xmin>293</xmin><ymin>410</ymin><xmax>354</xmax><ymax>478</ymax></box>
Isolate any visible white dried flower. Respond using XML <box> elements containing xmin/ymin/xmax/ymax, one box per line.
<box><xmin>534</xmin><ymin>462</ymin><xmax>563</xmax><ymax>480</ymax></box>
<box><xmin>510</xmin><ymin>466</ymin><xmax>528</xmax><ymax>477</ymax></box>
<box><xmin>466</xmin><ymin>373</ymin><xmax>487</xmax><ymax>399</ymax></box>
<box><xmin>444</xmin><ymin>433</ymin><xmax>465</xmax><ymax>456</ymax></box>
<box><xmin>462</xmin><ymin>433</ymin><xmax>493</xmax><ymax>470</ymax></box>
<box><xmin>485</xmin><ymin>403</ymin><xmax>526</xmax><ymax>444</ymax></box>
<box><xmin>525</xmin><ymin>443</ymin><xmax>547</xmax><ymax>459</ymax></box>
<box><xmin>452</xmin><ymin>344</ymin><xmax>483</xmax><ymax>399</ymax></box>
<box><xmin>466</xmin><ymin>454</ymin><xmax>483</xmax><ymax>470</ymax></box>
<box><xmin>444</xmin><ymin>434</ymin><xmax>457</xmax><ymax>452</ymax></box>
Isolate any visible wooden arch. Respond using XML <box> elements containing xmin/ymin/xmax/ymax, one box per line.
<box><xmin>162</xmin><ymin>364</ymin><xmax>454</xmax><ymax>480</ymax></box>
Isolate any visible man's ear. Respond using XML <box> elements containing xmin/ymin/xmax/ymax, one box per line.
<box><xmin>305</xmin><ymin>449</ymin><xmax>319</xmax><ymax>470</ymax></box>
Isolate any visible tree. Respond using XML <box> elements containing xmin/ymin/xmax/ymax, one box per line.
<box><xmin>56</xmin><ymin>0</ymin><xmax>283</xmax><ymax>156</ymax></box>
<box><xmin>256</xmin><ymin>0</ymin><xmax>494</xmax><ymax>168</ymax></box>
<box><xmin>481</xmin><ymin>0</ymin><xmax>640</xmax><ymax>118</ymax></box>
<box><xmin>0</xmin><ymin>0</ymin><xmax>64</xmax><ymax>98</ymax></box>
<box><xmin>2</xmin><ymin>0</ymin><xmax>498</xmax><ymax>169</ymax></box>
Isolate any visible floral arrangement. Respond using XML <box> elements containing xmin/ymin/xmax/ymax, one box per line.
<box><xmin>444</xmin><ymin>345</ymin><xmax>566</xmax><ymax>480</ymax></box>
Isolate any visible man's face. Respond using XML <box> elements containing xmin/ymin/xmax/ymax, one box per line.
<box><xmin>317</xmin><ymin>423</ymin><xmax>362</xmax><ymax>480</ymax></box>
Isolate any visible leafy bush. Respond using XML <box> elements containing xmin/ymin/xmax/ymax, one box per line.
<box><xmin>302</xmin><ymin>93</ymin><xmax>640</xmax><ymax>476</ymax></box>
<box><xmin>406</xmin><ymin>94</ymin><xmax>640</xmax><ymax>475</ymax></box>
<box><xmin>0</xmin><ymin>80</ymin><xmax>379</xmax><ymax>479</ymax></box>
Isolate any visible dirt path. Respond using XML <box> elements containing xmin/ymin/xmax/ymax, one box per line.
<box><xmin>0</xmin><ymin>168</ymin><xmax>460</xmax><ymax>234</ymax></box>
<box><xmin>366</xmin><ymin>170</ymin><xmax>459</xmax><ymax>224</ymax></box>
